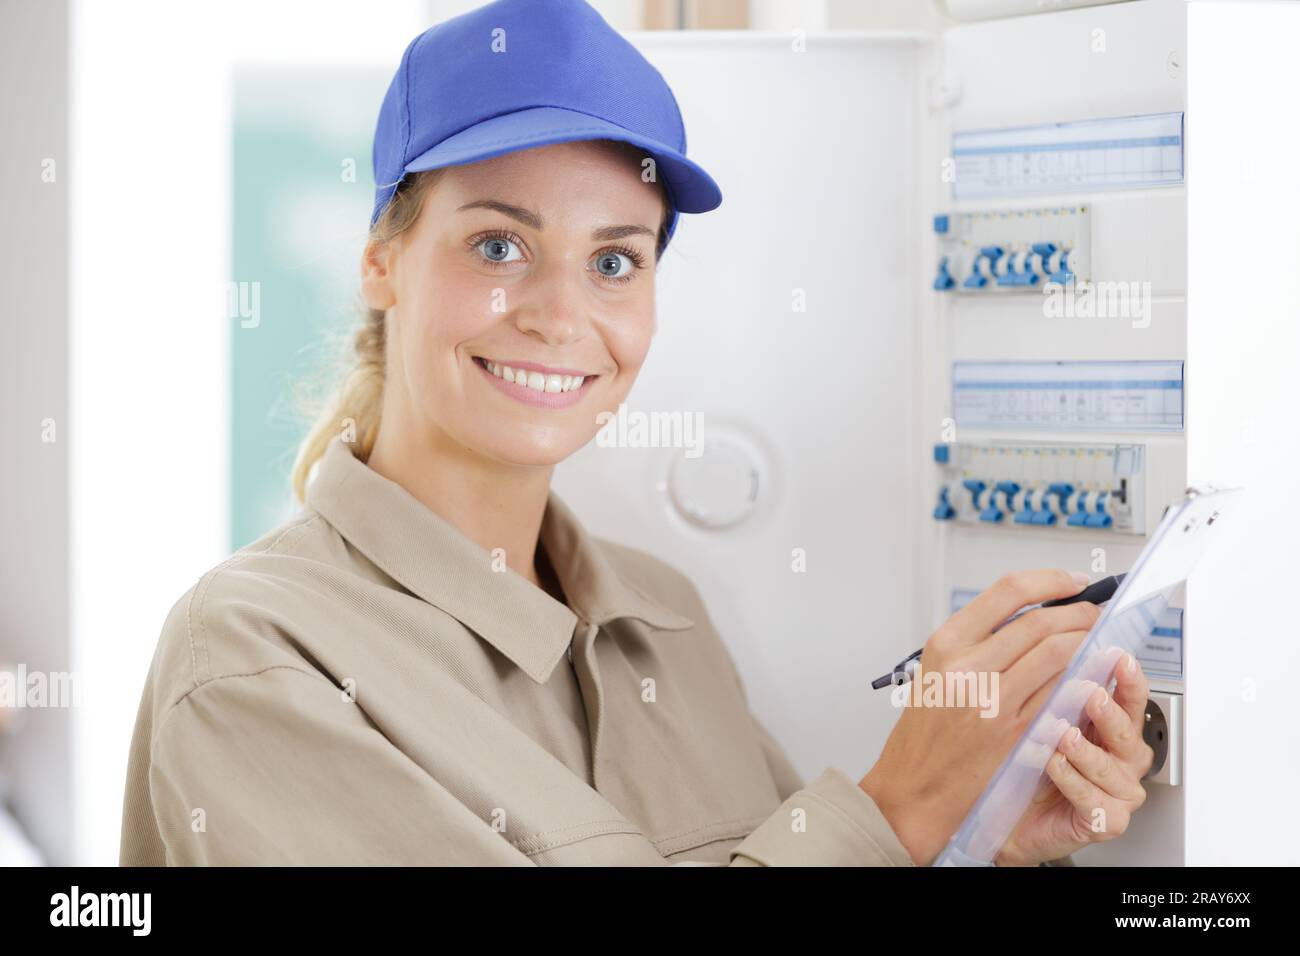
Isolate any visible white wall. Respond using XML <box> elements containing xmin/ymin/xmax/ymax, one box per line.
<box><xmin>69</xmin><ymin>0</ymin><xmax>232</xmax><ymax>866</ymax></box>
<box><xmin>1184</xmin><ymin>0</ymin><xmax>1300</xmax><ymax>867</ymax></box>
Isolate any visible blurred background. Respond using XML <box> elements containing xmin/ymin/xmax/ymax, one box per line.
<box><xmin>0</xmin><ymin>0</ymin><xmax>957</xmax><ymax>868</ymax></box>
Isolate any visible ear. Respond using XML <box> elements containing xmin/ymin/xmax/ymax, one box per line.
<box><xmin>360</xmin><ymin>238</ymin><xmax>397</xmax><ymax>311</ymax></box>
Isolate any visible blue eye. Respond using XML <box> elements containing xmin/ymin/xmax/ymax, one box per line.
<box><xmin>477</xmin><ymin>235</ymin><xmax>524</xmax><ymax>263</ymax></box>
<box><xmin>591</xmin><ymin>251</ymin><xmax>634</xmax><ymax>279</ymax></box>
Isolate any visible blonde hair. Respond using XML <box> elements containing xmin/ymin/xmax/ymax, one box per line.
<box><xmin>290</xmin><ymin>140</ymin><xmax>672</xmax><ymax>504</ymax></box>
<box><xmin>289</xmin><ymin>168</ymin><xmax>444</xmax><ymax>503</ymax></box>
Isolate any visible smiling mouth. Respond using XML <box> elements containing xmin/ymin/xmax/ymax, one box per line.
<box><xmin>472</xmin><ymin>356</ymin><xmax>595</xmax><ymax>394</ymax></box>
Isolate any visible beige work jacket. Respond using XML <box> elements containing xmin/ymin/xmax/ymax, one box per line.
<box><xmin>120</xmin><ymin>435</ymin><xmax>916</xmax><ymax>866</ymax></box>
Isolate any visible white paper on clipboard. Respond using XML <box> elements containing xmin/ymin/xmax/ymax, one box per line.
<box><xmin>935</xmin><ymin>485</ymin><xmax>1240</xmax><ymax>867</ymax></box>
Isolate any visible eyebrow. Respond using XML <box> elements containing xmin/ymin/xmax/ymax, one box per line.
<box><xmin>456</xmin><ymin>199</ymin><xmax>655</xmax><ymax>242</ymax></box>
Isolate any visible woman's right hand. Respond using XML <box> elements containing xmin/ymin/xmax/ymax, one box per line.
<box><xmin>858</xmin><ymin>569</ymin><xmax>1101</xmax><ymax>865</ymax></box>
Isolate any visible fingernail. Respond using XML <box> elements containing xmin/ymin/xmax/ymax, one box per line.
<box><xmin>1066</xmin><ymin>727</ymin><xmax>1081</xmax><ymax>749</ymax></box>
<box><xmin>1094</xmin><ymin>687</ymin><xmax>1109</xmax><ymax>711</ymax></box>
<box><xmin>1070</xmin><ymin>571</ymin><xmax>1090</xmax><ymax>588</ymax></box>
<box><xmin>1125</xmin><ymin>653</ymin><xmax>1138</xmax><ymax>675</ymax></box>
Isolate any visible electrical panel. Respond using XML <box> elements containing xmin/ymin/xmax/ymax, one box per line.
<box><xmin>933</xmin><ymin>440</ymin><xmax>1145</xmax><ymax>533</ymax></box>
<box><xmin>933</xmin><ymin>205</ymin><xmax>1090</xmax><ymax>293</ymax></box>
<box><xmin>930</xmin><ymin>34</ymin><xmax>1190</xmax><ymax>868</ymax></box>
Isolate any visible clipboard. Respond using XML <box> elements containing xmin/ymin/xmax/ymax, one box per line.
<box><xmin>935</xmin><ymin>484</ymin><xmax>1240</xmax><ymax>867</ymax></box>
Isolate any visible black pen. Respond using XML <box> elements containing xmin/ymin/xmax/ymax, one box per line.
<box><xmin>870</xmin><ymin>573</ymin><xmax>1127</xmax><ymax>690</ymax></box>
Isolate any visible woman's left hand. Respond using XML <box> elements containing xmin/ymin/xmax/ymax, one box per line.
<box><xmin>996</xmin><ymin>652</ymin><xmax>1155</xmax><ymax>866</ymax></box>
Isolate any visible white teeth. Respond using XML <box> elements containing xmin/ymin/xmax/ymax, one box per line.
<box><xmin>482</xmin><ymin>358</ymin><xmax>588</xmax><ymax>392</ymax></box>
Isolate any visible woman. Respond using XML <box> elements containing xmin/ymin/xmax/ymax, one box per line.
<box><xmin>120</xmin><ymin>0</ymin><xmax>1153</xmax><ymax>866</ymax></box>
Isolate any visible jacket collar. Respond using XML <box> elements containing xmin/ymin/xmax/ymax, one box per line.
<box><xmin>306</xmin><ymin>436</ymin><xmax>694</xmax><ymax>683</ymax></box>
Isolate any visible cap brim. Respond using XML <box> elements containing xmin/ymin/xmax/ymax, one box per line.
<box><xmin>402</xmin><ymin>105</ymin><xmax>722</xmax><ymax>215</ymax></box>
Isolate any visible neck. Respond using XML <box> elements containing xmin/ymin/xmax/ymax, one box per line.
<box><xmin>365</xmin><ymin>419</ymin><xmax>555</xmax><ymax>589</ymax></box>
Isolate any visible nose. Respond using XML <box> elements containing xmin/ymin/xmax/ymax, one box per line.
<box><xmin>513</xmin><ymin>256</ymin><xmax>589</xmax><ymax>347</ymax></box>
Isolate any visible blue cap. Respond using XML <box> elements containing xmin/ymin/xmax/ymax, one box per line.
<box><xmin>370</xmin><ymin>0</ymin><xmax>723</xmax><ymax>249</ymax></box>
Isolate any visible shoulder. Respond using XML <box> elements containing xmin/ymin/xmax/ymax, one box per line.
<box><xmin>146</xmin><ymin>509</ymin><xmax>347</xmax><ymax>713</ymax></box>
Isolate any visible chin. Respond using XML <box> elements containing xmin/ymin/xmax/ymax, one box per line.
<box><xmin>474</xmin><ymin>428</ymin><xmax>592</xmax><ymax>469</ymax></box>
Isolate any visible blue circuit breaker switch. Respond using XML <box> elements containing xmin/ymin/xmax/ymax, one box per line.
<box><xmin>1016</xmin><ymin>255</ymin><xmax>1042</xmax><ymax>286</ymax></box>
<box><xmin>933</xmin><ymin>487</ymin><xmax>957</xmax><ymax>520</ymax></box>
<box><xmin>1047</xmin><ymin>482</ymin><xmax>1074</xmax><ymax>504</ymax></box>
<box><xmin>1048</xmin><ymin>248</ymin><xmax>1075</xmax><ymax>286</ymax></box>
<box><xmin>1046</xmin><ymin>482</ymin><xmax>1074</xmax><ymax>524</ymax></box>
<box><xmin>933</xmin><ymin>443</ymin><xmax>951</xmax><ymax>464</ymax></box>
<box><xmin>933</xmin><ymin>257</ymin><xmax>956</xmax><ymax>291</ymax></box>
<box><xmin>1085</xmin><ymin>511</ymin><xmax>1114</xmax><ymax>528</ymax></box>
<box><xmin>1085</xmin><ymin>492</ymin><xmax>1113</xmax><ymax>528</ymax></box>
<box><xmin>964</xmin><ymin>247</ymin><xmax>1002</xmax><ymax>289</ymax></box>
<box><xmin>996</xmin><ymin>262</ymin><xmax>1020</xmax><ymax>287</ymax></box>
<box><xmin>1014</xmin><ymin>489</ymin><xmax>1037</xmax><ymax>524</ymax></box>
<box><xmin>933</xmin><ymin>214</ymin><xmax>950</xmax><ymax>234</ymax></box>
<box><xmin>978</xmin><ymin>480</ymin><xmax>1017</xmax><ymax>523</ymax></box>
